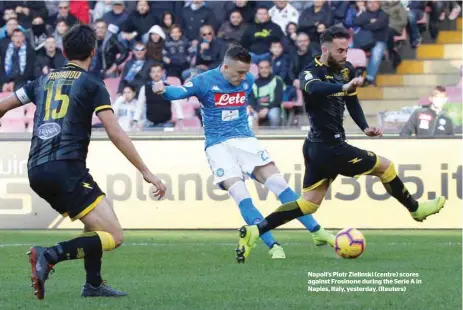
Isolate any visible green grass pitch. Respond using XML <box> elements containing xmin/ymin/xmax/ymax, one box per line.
<box><xmin>0</xmin><ymin>230</ymin><xmax>461</xmax><ymax>310</ymax></box>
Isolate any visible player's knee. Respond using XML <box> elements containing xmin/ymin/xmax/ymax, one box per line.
<box><xmin>95</xmin><ymin>230</ymin><xmax>123</xmax><ymax>251</ymax></box>
<box><xmin>376</xmin><ymin>158</ymin><xmax>398</xmax><ymax>183</ymax></box>
<box><xmin>111</xmin><ymin>230</ymin><xmax>124</xmax><ymax>248</ymax></box>
<box><xmin>297</xmin><ymin>196</ymin><xmax>319</xmax><ymax>215</ymax></box>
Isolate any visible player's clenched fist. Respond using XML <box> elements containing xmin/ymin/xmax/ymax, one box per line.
<box><xmin>143</xmin><ymin>172</ymin><xmax>167</xmax><ymax>200</ymax></box>
<box><xmin>152</xmin><ymin>81</ymin><xmax>165</xmax><ymax>94</ymax></box>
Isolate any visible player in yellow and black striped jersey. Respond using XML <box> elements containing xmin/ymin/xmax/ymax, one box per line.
<box><xmin>235</xmin><ymin>25</ymin><xmax>447</xmax><ymax>264</ymax></box>
<box><xmin>0</xmin><ymin>24</ymin><xmax>166</xmax><ymax>299</ymax></box>
<box><xmin>17</xmin><ymin>62</ymin><xmax>112</xmax><ymax>169</ymax></box>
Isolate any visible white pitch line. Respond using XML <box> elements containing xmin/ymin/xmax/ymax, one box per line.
<box><xmin>0</xmin><ymin>242</ymin><xmax>461</xmax><ymax>248</ymax></box>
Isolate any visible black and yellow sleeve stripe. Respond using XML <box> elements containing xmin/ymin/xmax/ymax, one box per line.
<box><xmin>95</xmin><ymin>105</ymin><xmax>113</xmax><ymax>114</ymax></box>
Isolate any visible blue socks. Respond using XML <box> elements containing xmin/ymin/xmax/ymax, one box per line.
<box><xmin>278</xmin><ymin>188</ymin><xmax>320</xmax><ymax>233</ymax></box>
<box><xmin>238</xmin><ymin>198</ymin><xmax>278</xmax><ymax>248</ymax></box>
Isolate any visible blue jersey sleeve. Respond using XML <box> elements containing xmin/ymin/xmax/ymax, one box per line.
<box><xmin>15</xmin><ymin>78</ymin><xmax>40</xmax><ymax>105</ymax></box>
<box><xmin>162</xmin><ymin>76</ymin><xmax>203</xmax><ymax>100</ymax></box>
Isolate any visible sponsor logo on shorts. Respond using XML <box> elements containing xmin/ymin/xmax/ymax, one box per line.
<box><xmin>82</xmin><ymin>182</ymin><xmax>93</xmax><ymax>189</ymax></box>
<box><xmin>214</xmin><ymin>92</ymin><xmax>246</xmax><ymax>107</ymax></box>
<box><xmin>37</xmin><ymin>123</ymin><xmax>61</xmax><ymax>140</ymax></box>
<box><xmin>348</xmin><ymin>157</ymin><xmax>363</xmax><ymax>164</ymax></box>
<box><xmin>216</xmin><ymin>168</ymin><xmax>224</xmax><ymax>177</ymax></box>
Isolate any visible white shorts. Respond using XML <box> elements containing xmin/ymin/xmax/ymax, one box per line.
<box><xmin>205</xmin><ymin>137</ymin><xmax>273</xmax><ymax>185</ymax></box>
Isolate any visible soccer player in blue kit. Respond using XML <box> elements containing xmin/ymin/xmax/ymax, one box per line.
<box><xmin>153</xmin><ymin>45</ymin><xmax>335</xmax><ymax>259</ymax></box>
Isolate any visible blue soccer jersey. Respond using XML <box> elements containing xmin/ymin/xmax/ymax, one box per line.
<box><xmin>162</xmin><ymin>66</ymin><xmax>255</xmax><ymax>148</ymax></box>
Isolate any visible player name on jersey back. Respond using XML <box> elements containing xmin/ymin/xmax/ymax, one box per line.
<box><xmin>214</xmin><ymin>92</ymin><xmax>246</xmax><ymax>107</ymax></box>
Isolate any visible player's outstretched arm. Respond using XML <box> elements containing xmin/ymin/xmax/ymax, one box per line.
<box><xmin>152</xmin><ymin>81</ymin><xmax>197</xmax><ymax>101</ymax></box>
<box><xmin>98</xmin><ymin>110</ymin><xmax>167</xmax><ymax>199</ymax></box>
<box><xmin>0</xmin><ymin>94</ymin><xmax>23</xmax><ymax>118</ymax></box>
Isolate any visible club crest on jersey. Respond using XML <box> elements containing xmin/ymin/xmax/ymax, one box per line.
<box><xmin>184</xmin><ymin>81</ymin><xmax>193</xmax><ymax>87</ymax></box>
<box><xmin>214</xmin><ymin>92</ymin><xmax>246</xmax><ymax>107</ymax></box>
<box><xmin>340</xmin><ymin>68</ymin><xmax>350</xmax><ymax>81</ymax></box>
<box><xmin>243</xmin><ymin>83</ymin><xmax>249</xmax><ymax>90</ymax></box>
<box><xmin>303</xmin><ymin>70</ymin><xmax>312</xmax><ymax>80</ymax></box>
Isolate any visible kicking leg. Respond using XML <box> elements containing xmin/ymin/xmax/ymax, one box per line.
<box><xmin>252</xmin><ymin>163</ymin><xmax>335</xmax><ymax>246</ymax></box>
<box><xmin>370</xmin><ymin>156</ymin><xmax>445</xmax><ymax>222</ymax></box>
<box><xmin>236</xmin><ymin>181</ymin><xmax>330</xmax><ymax>263</ymax></box>
<box><xmin>224</xmin><ymin>177</ymin><xmax>285</xmax><ymax>259</ymax></box>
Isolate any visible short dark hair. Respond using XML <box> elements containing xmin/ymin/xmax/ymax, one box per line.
<box><xmin>150</xmin><ymin>62</ymin><xmax>163</xmax><ymax>70</ymax></box>
<box><xmin>124</xmin><ymin>85</ymin><xmax>136</xmax><ymax>93</ymax></box>
<box><xmin>63</xmin><ymin>24</ymin><xmax>96</xmax><ymax>61</ymax></box>
<box><xmin>435</xmin><ymin>86</ymin><xmax>446</xmax><ymax>93</ymax></box>
<box><xmin>320</xmin><ymin>25</ymin><xmax>350</xmax><ymax>44</ymax></box>
<box><xmin>225</xmin><ymin>45</ymin><xmax>251</xmax><ymax>64</ymax></box>
<box><xmin>94</xmin><ymin>18</ymin><xmax>106</xmax><ymax>25</ymax></box>
<box><xmin>56</xmin><ymin>17</ymin><xmax>68</xmax><ymax>26</ymax></box>
<box><xmin>12</xmin><ymin>28</ymin><xmax>23</xmax><ymax>36</ymax></box>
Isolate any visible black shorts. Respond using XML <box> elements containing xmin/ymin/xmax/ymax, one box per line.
<box><xmin>302</xmin><ymin>139</ymin><xmax>379</xmax><ymax>191</ymax></box>
<box><xmin>28</xmin><ymin>160</ymin><xmax>105</xmax><ymax>221</ymax></box>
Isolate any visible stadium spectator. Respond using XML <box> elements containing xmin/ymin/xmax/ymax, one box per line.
<box><xmin>117</xmin><ymin>42</ymin><xmax>154</xmax><ymax>95</ymax></box>
<box><xmin>269</xmin><ymin>0</ymin><xmax>300</xmax><ymax>33</ymax></box>
<box><xmin>146</xmin><ymin>25</ymin><xmax>166</xmax><ymax>63</ymax></box>
<box><xmin>400</xmin><ymin>86</ymin><xmax>455</xmax><ymax>137</ymax></box>
<box><xmin>269</xmin><ymin>40</ymin><xmax>290</xmax><ymax>89</ymax></box>
<box><xmin>162</xmin><ymin>25</ymin><xmax>191</xmax><ymax>80</ymax></box>
<box><xmin>2</xmin><ymin>8</ymin><xmax>19</xmax><ymax>27</ymax></box>
<box><xmin>207</xmin><ymin>1</ymin><xmax>228</xmax><ymax>26</ymax></box>
<box><xmin>0</xmin><ymin>29</ymin><xmax>35</xmax><ymax>92</ymax></box>
<box><xmin>90</xmin><ymin>19</ymin><xmax>128</xmax><ymax>78</ymax></box>
<box><xmin>292</xmin><ymin>0</ymin><xmax>313</xmax><ymax>13</ymax></box>
<box><xmin>134</xmin><ymin>63</ymin><xmax>182</xmax><ymax>128</ymax></box>
<box><xmin>4</xmin><ymin>1</ymin><xmax>48</xmax><ymax>29</ymax></box>
<box><xmin>217</xmin><ymin>9</ymin><xmax>248</xmax><ymax>46</ymax></box>
<box><xmin>241</xmin><ymin>6</ymin><xmax>285</xmax><ymax>64</ymax></box>
<box><xmin>148</xmin><ymin>2</ymin><xmax>183</xmax><ymax>23</ymax></box>
<box><xmin>25</xmin><ymin>15</ymin><xmax>53</xmax><ymax>51</ymax></box>
<box><xmin>69</xmin><ymin>0</ymin><xmax>90</xmax><ymax>24</ymax></box>
<box><xmin>382</xmin><ymin>1</ymin><xmax>408</xmax><ymax>68</ymax></box>
<box><xmin>427</xmin><ymin>1</ymin><xmax>446</xmax><ymax>40</ymax></box>
<box><xmin>182</xmin><ymin>24</ymin><xmax>226</xmax><ymax>80</ymax></box>
<box><xmin>0</xmin><ymin>18</ymin><xmax>26</xmax><ymax>41</ymax></box>
<box><xmin>103</xmin><ymin>0</ymin><xmax>128</xmax><ymax>32</ymax></box>
<box><xmin>285</xmin><ymin>21</ymin><xmax>297</xmax><ymax>51</ymax></box>
<box><xmin>330</xmin><ymin>1</ymin><xmax>349</xmax><ymax>25</ymax></box>
<box><xmin>113</xmin><ymin>84</ymin><xmax>138</xmax><ymax>132</ymax></box>
<box><xmin>92</xmin><ymin>0</ymin><xmax>112</xmax><ymax>22</ymax></box>
<box><xmin>34</xmin><ymin>36</ymin><xmax>66</xmax><ymax>78</ymax></box>
<box><xmin>289</xmin><ymin>31</ymin><xmax>320</xmax><ymax>90</ymax></box>
<box><xmin>50</xmin><ymin>1</ymin><xmax>79</xmax><ymax>27</ymax></box>
<box><xmin>446</xmin><ymin>1</ymin><xmax>462</xmax><ymax>20</ymax></box>
<box><xmin>44</xmin><ymin>0</ymin><xmax>59</xmax><ymax>23</ymax></box>
<box><xmin>406</xmin><ymin>1</ymin><xmax>425</xmax><ymax>48</ymax></box>
<box><xmin>225</xmin><ymin>0</ymin><xmax>256</xmax><ymax>24</ymax></box>
<box><xmin>53</xmin><ymin>17</ymin><xmax>68</xmax><ymax>50</ymax></box>
<box><xmin>354</xmin><ymin>0</ymin><xmax>389</xmax><ymax>86</ymax></box>
<box><xmin>181</xmin><ymin>0</ymin><xmax>216</xmax><ymax>42</ymax></box>
<box><xmin>160</xmin><ymin>11</ymin><xmax>174</xmax><ymax>34</ymax></box>
<box><xmin>249</xmin><ymin>59</ymin><xmax>284</xmax><ymax>128</ymax></box>
<box><xmin>344</xmin><ymin>1</ymin><xmax>364</xmax><ymax>31</ymax></box>
<box><xmin>119</xmin><ymin>0</ymin><xmax>157</xmax><ymax>48</ymax></box>
<box><xmin>298</xmin><ymin>0</ymin><xmax>333</xmax><ymax>41</ymax></box>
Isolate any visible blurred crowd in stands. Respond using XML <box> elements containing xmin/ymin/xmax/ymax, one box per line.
<box><xmin>0</xmin><ymin>0</ymin><xmax>461</xmax><ymax>132</ymax></box>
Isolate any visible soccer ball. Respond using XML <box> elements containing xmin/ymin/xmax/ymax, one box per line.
<box><xmin>334</xmin><ymin>228</ymin><xmax>366</xmax><ymax>259</ymax></box>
